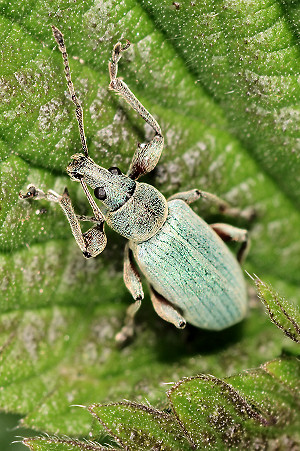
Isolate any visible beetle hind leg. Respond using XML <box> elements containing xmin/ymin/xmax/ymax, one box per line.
<box><xmin>210</xmin><ymin>223</ymin><xmax>250</xmax><ymax>263</ymax></box>
<box><xmin>115</xmin><ymin>298</ymin><xmax>142</xmax><ymax>345</ymax></box>
<box><xmin>150</xmin><ymin>287</ymin><xmax>186</xmax><ymax>329</ymax></box>
<box><xmin>116</xmin><ymin>243</ymin><xmax>144</xmax><ymax>344</ymax></box>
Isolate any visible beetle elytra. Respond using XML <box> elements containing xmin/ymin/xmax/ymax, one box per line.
<box><xmin>20</xmin><ymin>27</ymin><xmax>251</xmax><ymax>343</ymax></box>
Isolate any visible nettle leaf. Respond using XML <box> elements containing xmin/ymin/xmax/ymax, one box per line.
<box><xmin>23</xmin><ymin>358</ymin><xmax>300</xmax><ymax>450</ymax></box>
<box><xmin>88</xmin><ymin>402</ymin><xmax>193</xmax><ymax>450</ymax></box>
<box><xmin>0</xmin><ymin>0</ymin><xmax>299</xmax><ymax>446</ymax></box>
<box><xmin>23</xmin><ymin>436</ymin><xmax>115</xmax><ymax>451</ymax></box>
<box><xmin>85</xmin><ymin>357</ymin><xmax>299</xmax><ymax>450</ymax></box>
<box><xmin>255</xmin><ymin>276</ymin><xmax>300</xmax><ymax>343</ymax></box>
<box><xmin>167</xmin><ymin>357</ymin><xmax>300</xmax><ymax>449</ymax></box>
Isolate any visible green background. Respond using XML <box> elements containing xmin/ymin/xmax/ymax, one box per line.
<box><xmin>0</xmin><ymin>0</ymin><xmax>299</xmax><ymax>448</ymax></box>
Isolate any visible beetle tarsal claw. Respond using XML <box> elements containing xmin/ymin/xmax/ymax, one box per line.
<box><xmin>19</xmin><ymin>185</ymin><xmax>37</xmax><ymax>199</ymax></box>
<box><xmin>62</xmin><ymin>187</ymin><xmax>70</xmax><ymax>198</ymax></box>
<box><xmin>178</xmin><ymin>320</ymin><xmax>186</xmax><ymax>329</ymax></box>
<box><xmin>122</xmin><ymin>40</ymin><xmax>130</xmax><ymax>51</ymax></box>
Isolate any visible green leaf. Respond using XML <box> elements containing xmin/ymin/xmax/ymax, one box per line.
<box><xmin>23</xmin><ymin>358</ymin><xmax>300</xmax><ymax>449</ymax></box>
<box><xmin>255</xmin><ymin>276</ymin><xmax>300</xmax><ymax>343</ymax></box>
<box><xmin>23</xmin><ymin>436</ymin><xmax>114</xmax><ymax>451</ymax></box>
<box><xmin>81</xmin><ymin>357</ymin><xmax>299</xmax><ymax>449</ymax></box>
<box><xmin>140</xmin><ymin>0</ymin><xmax>300</xmax><ymax>208</ymax></box>
<box><xmin>88</xmin><ymin>402</ymin><xmax>193</xmax><ymax>450</ymax></box>
<box><xmin>167</xmin><ymin>357</ymin><xmax>300</xmax><ymax>448</ymax></box>
<box><xmin>0</xmin><ymin>0</ymin><xmax>299</xmax><ymax>444</ymax></box>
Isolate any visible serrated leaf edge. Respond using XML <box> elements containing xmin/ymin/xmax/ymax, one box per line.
<box><xmin>167</xmin><ymin>373</ymin><xmax>275</xmax><ymax>431</ymax></box>
<box><xmin>255</xmin><ymin>277</ymin><xmax>300</xmax><ymax>343</ymax></box>
<box><xmin>23</xmin><ymin>433</ymin><xmax>114</xmax><ymax>450</ymax></box>
<box><xmin>88</xmin><ymin>400</ymin><xmax>196</xmax><ymax>450</ymax></box>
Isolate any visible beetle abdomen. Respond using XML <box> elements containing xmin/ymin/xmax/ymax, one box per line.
<box><xmin>131</xmin><ymin>199</ymin><xmax>247</xmax><ymax>330</ymax></box>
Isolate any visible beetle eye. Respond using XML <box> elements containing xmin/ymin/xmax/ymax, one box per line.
<box><xmin>94</xmin><ymin>187</ymin><xmax>107</xmax><ymax>200</ymax></box>
<box><xmin>108</xmin><ymin>166</ymin><xmax>122</xmax><ymax>175</ymax></box>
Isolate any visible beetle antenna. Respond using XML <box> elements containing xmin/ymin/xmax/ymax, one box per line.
<box><xmin>51</xmin><ymin>25</ymin><xmax>89</xmax><ymax>157</ymax></box>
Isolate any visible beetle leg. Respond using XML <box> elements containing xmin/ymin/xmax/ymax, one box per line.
<box><xmin>150</xmin><ymin>286</ymin><xmax>186</xmax><ymax>329</ymax></box>
<box><xmin>210</xmin><ymin>223</ymin><xmax>250</xmax><ymax>263</ymax></box>
<box><xmin>19</xmin><ymin>185</ymin><xmax>107</xmax><ymax>258</ymax></box>
<box><xmin>115</xmin><ymin>243</ymin><xmax>144</xmax><ymax>344</ymax></box>
<box><xmin>115</xmin><ymin>300</ymin><xmax>142</xmax><ymax>344</ymax></box>
<box><xmin>123</xmin><ymin>243</ymin><xmax>144</xmax><ymax>301</ymax></box>
<box><xmin>109</xmin><ymin>42</ymin><xmax>164</xmax><ymax>180</ymax></box>
<box><xmin>168</xmin><ymin>189</ymin><xmax>255</xmax><ymax>221</ymax></box>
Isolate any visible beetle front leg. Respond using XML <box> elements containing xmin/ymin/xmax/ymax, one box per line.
<box><xmin>168</xmin><ymin>189</ymin><xmax>255</xmax><ymax>221</ymax></box>
<box><xmin>109</xmin><ymin>42</ymin><xmax>164</xmax><ymax>180</ymax></box>
<box><xmin>150</xmin><ymin>287</ymin><xmax>186</xmax><ymax>329</ymax></box>
<box><xmin>210</xmin><ymin>223</ymin><xmax>249</xmax><ymax>263</ymax></box>
<box><xmin>115</xmin><ymin>243</ymin><xmax>144</xmax><ymax>344</ymax></box>
<box><xmin>19</xmin><ymin>185</ymin><xmax>107</xmax><ymax>258</ymax></box>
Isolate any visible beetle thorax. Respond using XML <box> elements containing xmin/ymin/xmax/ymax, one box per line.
<box><xmin>105</xmin><ymin>182</ymin><xmax>168</xmax><ymax>243</ymax></box>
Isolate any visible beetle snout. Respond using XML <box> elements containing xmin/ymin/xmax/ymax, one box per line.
<box><xmin>66</xmin><ymin>164</ymin><xmax>83</xmax><ymax>181</ymax></box>
<box><xmin>66</xmin><ymin>153</ymin><xmax>87</xmax><ymax>180</ymax></box>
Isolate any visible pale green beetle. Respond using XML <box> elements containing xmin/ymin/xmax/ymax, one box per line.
<box><xmin>20</xmin><ymin>27</ymin><xmax>252</xmax><ymax>343</ymax></box>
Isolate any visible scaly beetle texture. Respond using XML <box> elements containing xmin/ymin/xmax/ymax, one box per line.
<box><xmin>20</xmin><ymin>26</ymin><xmax>251</xmax><ymax>343</ymax></box>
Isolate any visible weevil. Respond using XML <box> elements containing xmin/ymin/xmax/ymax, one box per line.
<box><xmin>20</xmin><ymin>26</ymin><xmax>252</xmax><ymax>343</ymax></box>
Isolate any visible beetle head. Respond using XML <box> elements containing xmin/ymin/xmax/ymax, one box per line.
<box><xmin>66</xmin><ymin>153</ymin><xmax>136</xmax><ymax>212</ymax></box>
